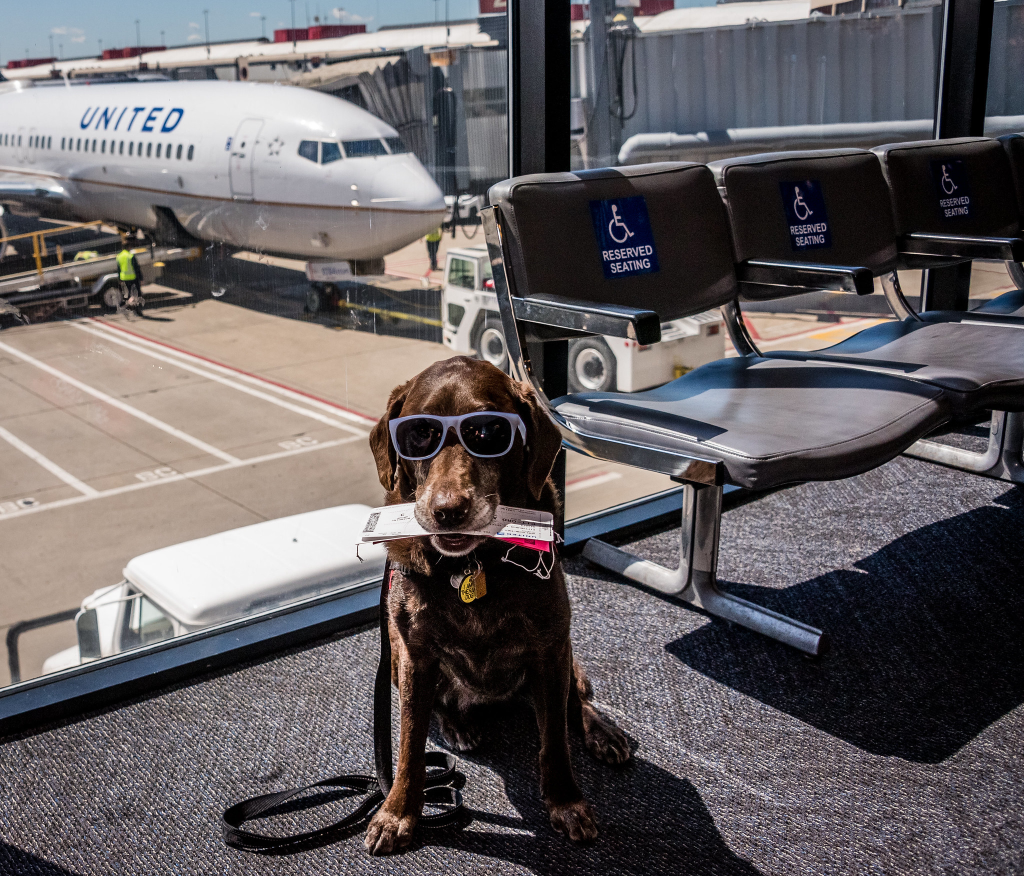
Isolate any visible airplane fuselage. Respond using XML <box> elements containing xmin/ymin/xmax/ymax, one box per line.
<box><xmin>0</xmin><ymin>79</ymin><xmax>446</xmax><ymax>261</ymax></box>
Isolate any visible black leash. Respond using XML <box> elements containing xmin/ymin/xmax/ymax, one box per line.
<box><xmin>222</xmin><ymin>559</ymin><xmax>465</xmax><ymax>852</ymax></box>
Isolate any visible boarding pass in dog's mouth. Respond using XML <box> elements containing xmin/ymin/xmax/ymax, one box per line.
<box><xmin>361</xmin><ymin>503</ymin><xmax>554</xmax><ymax>552</ymax></box>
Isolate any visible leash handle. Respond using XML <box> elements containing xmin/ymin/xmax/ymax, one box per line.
<box><xmin>221</xmin><ymin>559</ymin><xmax>465</xmax><ymax>852</ymax></box>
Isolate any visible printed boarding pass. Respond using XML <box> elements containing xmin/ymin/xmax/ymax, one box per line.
<box><xmin>361</xmin><ymin>503</ymin><xmax>553</xmax><ymax>551</ymax></box>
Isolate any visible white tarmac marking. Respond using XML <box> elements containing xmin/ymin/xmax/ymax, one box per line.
<box><xmin>82</xmin><ymin>318</ymin><xmax>376</xmax><ymax>427</ymax></box>
<box><xmin>0</xmin><ymin>338</ymin><xmax>239</xmax><ymax>465</ymax></box>
<box><xmin>0</xmin><ymin>424</ymin><xmax>98</xmax><ymax>497</ymax></box>
<box><xmin>73</xmin><ymin>321</ymin><xmax>368</xmax><ymax>437</ymax></box>
<box><xmin>0</xmin><ymin>434</ymin><xmax>363</xmax><ymax>522</ymax></box>
<box><xmin>564</xmin><ymin>471</ymin><xmax>622</xmax><ymax>494</ymax></box>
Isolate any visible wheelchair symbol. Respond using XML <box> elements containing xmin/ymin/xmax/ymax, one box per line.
<box><xmin>607</xmin><ymin>205</ymin><xmax>634</xmax><ymax>244</ymax></box>
<box><xmin>940</xmin><ymin>164</ymin><xmax>957</xmax><ymax>195</ymax></box>
<box><xmin>793</xmin><ymin>186</ymin><xmax>813</xmax><ymax>222</ymax></box>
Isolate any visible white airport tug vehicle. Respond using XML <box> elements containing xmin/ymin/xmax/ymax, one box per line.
<box><xmin>440</xmin><ymin>245</ymin><xmax>726</xmax><ymax>392</ymax></box>
<box><xmin>42</xmin><ymin>505</ymin><xmax>385</xmax><ymax>675</ymax></box>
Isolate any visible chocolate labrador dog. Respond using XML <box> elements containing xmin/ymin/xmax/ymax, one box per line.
<box><xmin>365</xmin><ymin>356</ymin><xmax>630</xmax><ymax>855</ymax></box>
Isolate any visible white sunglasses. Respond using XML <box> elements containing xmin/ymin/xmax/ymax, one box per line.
<box><xmin>389</xmin><ymin>412</ymin><xmax>526</xmax><ymax>461</ymax></box>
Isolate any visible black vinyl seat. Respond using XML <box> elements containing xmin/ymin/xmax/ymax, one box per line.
<box><xmin>483</xmin><ymin>161</ymin><xmax>954</xmax><ymax>656</ymax></box>
<box><xmin>709</xmin><ymin>148</ymin><xmax>1024</xmax><ymax>417</ymax></box>
<box><xmin>553</xmin><ymin>356</ymin><xmax>947</xmax><ymax>490</ymax></box>
<box><xmin>872</xmin><ymin>136</ymin><xmax>1024</xmax><ymax>322</ymax></box>
<box><xmin>766</xmin><ymin>319</ymin><xmax>1024</xmax><ymax>412</ymax></box>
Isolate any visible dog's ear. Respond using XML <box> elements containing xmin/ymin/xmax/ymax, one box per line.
<box><xmin>369</xmin><ymin>380</ymin><xmax>410</xmax><ymax>491</ymax></box>
<box><xmin>512</xmin><ymin>380</ymin><xmax>563</xmax><ymax>500</ymax></box>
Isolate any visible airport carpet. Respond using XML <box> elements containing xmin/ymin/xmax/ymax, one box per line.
<box><xmin>1</xmin><ymin>455</ymin><xmax>1023</xmax><ymax>875</ymax></box>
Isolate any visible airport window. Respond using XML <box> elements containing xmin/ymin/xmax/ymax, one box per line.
<box><xmin>448</xmin><ymin>257</ymin><xmax>476</xmax><ymax>290</ymax></box>
<box><xmin>342</xmin><ymin>138</ymin><xmax>388</xmax><ymax>158</ymax></box>
<box><xmin>0</xmin><ymin>0</ymin><xmax>511</xmax><ymax>713</ymax></box>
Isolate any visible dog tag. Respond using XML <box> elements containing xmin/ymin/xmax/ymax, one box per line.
<box><xmin>459</xmin><ymin>569</ymin><xmax>487</xmax><ymax>603</ymax></box>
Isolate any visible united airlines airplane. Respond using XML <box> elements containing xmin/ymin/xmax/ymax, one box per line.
<box><xmin>0</xmin><ymin>78</ymin><xmax>446</xmax><ymax>263</ymax></box>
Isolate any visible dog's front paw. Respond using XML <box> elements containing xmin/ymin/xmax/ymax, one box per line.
<box><xmin>365</xmin><ymin>807</ymin><xmax>416</xmax><ymax>856</ymax></box>
<box><xmin>548</xmin><ymin>799</ymin><xmax>598</xmax><ymax>843</ymax></box>
<box><xmin>584</xmin><ymin>711</ymin><xmax>632</xmax><ymax>766</ymax></box>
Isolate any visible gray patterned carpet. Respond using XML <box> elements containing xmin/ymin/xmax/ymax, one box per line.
<box><xmin>1</xmin><ymin>456</ymin><xmax>1022</xmax><ymax>875</ymax></box>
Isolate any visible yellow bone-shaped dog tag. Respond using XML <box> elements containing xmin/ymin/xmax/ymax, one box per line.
<box><xmin>458</xmin><ymin>569</ymin><xmax>487</xmax><ymax>603</ymax></box>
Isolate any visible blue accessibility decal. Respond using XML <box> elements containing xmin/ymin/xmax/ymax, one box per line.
<box><xmin>780</xmin><ymin>180</ymin><xmax>831</xmax><ymax>250</ymax></box>
<box><xmin>589</xmin><ymin>196</ymin><xmax>660</xmax><ymax>279</ymax></box>
<box><xmin>930</xmin><ymin>159</ymin><xmax>972</xmax><ymax>220</ymax></box>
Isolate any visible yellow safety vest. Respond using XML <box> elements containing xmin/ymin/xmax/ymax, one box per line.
<box><xmin>425</xmin><ymin>228</ymin><xmax>442</xmax><ymax>243</ymax></box>
<box><xmin>116</xmin><ymin>249</ymin><xmax>136</xmax><ymax>281</ymax></box>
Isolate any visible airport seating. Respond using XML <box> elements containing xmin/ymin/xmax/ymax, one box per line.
<box><xmin>707</xmin><ymin>148</ymin><xmax>1024</xmax><ymax>419</ymax></box>
<box><xmin>482</xmin><ymin>163</ymin><xmax>953</xmax><ymax>656</ymax></box>
<box><xmin>870</xmin><ymin>136</ymin><xmax>1024</xmax><ymax>322</ymax></box>
<box><xmin>867</xmin><ymin>136</ymin><xmax>1024</xmax><ymax>482</ymax></box>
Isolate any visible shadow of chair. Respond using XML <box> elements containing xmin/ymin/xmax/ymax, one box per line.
<box><xmin>666</xmin><ymin>488</ymin><xmax>1024</xmax><ymax>763</ymax></box>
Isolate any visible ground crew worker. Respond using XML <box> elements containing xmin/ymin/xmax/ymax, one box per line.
<box><xmin>425</xmin><ymin>226</ymin><xmax>442</xmax><ymax>273</ymax></box>
<box><xmin>116</xmin><ymin>241</ymin><xmax>143</xmax><ymax>308</ymax></box>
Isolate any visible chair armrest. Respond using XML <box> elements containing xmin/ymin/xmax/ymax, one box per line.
<box><xmin>898</xmin><ymin>232</ymin><xmax>1024</xmax><ymax>264</ymax></box>
<box><xmin>738</xmin><ymin>259</ymin><xmax>875</xmax><ymax>297</ymax></box>
<box><xmin>513</xmin><ymin>295</ymin><xmax>663</xmax><ymax>345</ymax></box>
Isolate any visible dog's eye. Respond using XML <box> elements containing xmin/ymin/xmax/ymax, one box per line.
<box><xmin>460</xmin><ymin>415</ymin><xmax>513</xmax><ymax>456</ymax></box>
<box><xmin>395</xmin><ymin>419</ymin><xmax>444</xmax><ymax>458</ymax></box>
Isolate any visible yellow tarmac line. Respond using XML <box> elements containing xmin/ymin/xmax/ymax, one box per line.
<box><xmin>336</xmin><ymin>300</ymin><xmax>443</xmax><ymax>327</ymax></box>
<box><xmin>752</xmin><ymin>318</ymin><xmax>886</xmax><ymax>350</ymax></box>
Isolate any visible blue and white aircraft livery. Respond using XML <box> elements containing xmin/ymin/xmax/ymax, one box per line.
<box><xmin>0</xmin><ymin>79</ymin><xmax>446</xmax><ymax>262</ymax></box>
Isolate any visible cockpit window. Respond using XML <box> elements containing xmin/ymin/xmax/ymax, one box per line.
<box><xmin>385</xmin><ymin>137</ymin><xmax>409</xmax><ymax>155</ymax></box>
<box><xmin>298</xmin><ymin>140</ymin><xmax>319</xmax><ymax>163</ymax></box>
<box><xmin>343</xmin><ymin>139</ymin><xmax>388</xmax><ymax>158</ymax></box>
<box><xmin>321</xmin><ymin>142</ymin><xmax>343</xmax><ymax>164</ymax></box>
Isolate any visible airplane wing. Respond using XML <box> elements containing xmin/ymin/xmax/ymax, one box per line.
<box><xmin>0</xmin><ymin>171</ymin><xmax>78</xmax><ymax>219</ymax></box>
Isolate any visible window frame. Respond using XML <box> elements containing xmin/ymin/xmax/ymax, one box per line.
<box><xmin>0</xmin><ymin>0</ymin><xmax>998</xmax><ymax>737</ymax></box>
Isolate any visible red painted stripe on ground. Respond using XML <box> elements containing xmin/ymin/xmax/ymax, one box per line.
<box><xmin>88</xmin><ymin>318</ymin><xmax>378</xmax><ymax>425</ymax></box>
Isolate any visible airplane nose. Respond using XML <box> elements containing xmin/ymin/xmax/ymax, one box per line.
<box><xmin>372</xmin><ymin>157</ymin><xmax>446</xmax><ymax>213</ymax></box>
<box><xmin>368</xmin><ymin>157</ymin><xmax>447</xmax><ymax>253</ymax></box>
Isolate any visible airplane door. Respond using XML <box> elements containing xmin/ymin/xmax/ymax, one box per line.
<box><xmin>15</xmin><ymin>127</ymin><xmax>25</xmax><ymax>164</ymax></box>
<box><xmin>229</xmin><ymin>118</ymin><xmax>263</xmax><ymax>199</ymax></box>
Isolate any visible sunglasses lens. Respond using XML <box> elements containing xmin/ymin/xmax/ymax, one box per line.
<box><xmin>395</xmin><ymin>418</ymin><xmax>444</xmax><ymax>459</ymax></box>
<box><xmin>460</xmin><ymin>414</ymin><xmax>514</xmax><ymax>456</ymax></box>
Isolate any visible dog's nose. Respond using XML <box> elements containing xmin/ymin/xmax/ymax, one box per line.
<box><xmin>431</xmin><ymin>492</ymin><xmax>472</xmax><ymax>528</ymax></box>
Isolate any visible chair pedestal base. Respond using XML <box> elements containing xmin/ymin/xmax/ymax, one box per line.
<box><xmin>582</xmin><ymin>484</ymin><xmax>827</xmax><ymax>656</ymax></box>
<box><xmin>905</xmin><ymin>411</ymin><xmax>1024</xmax><ymax>484</ymax></box>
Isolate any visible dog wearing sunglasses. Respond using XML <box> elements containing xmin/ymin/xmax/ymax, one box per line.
<box><xmin>366</xmin><ymin>356</ymin><xmax>630</xmax><ymax>855</ymax></box>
